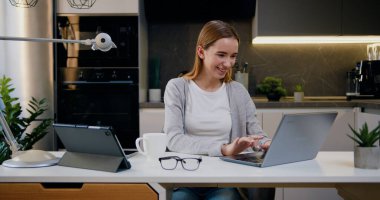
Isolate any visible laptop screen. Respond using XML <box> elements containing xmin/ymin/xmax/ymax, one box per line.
<box><xmin>221</xmin><ymin>112</ymin><xmax>337</xmax><ymax>167</ymax></box>
<box><xmin>262</xmin><ymin>112</ymin><xmax>338</xmax><ymax>167</ymax></box>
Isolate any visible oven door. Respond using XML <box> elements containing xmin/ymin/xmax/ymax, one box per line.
<box><xmin>56</xmin><ymin>68</ymin><xmax>139</xmax><ymax>149</ymax></box>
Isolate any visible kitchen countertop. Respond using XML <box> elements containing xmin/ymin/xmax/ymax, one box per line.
<box><xmin>140</xmin><ymin>96</ymin><xmax>380</xmax><ymax>110</ymax></box>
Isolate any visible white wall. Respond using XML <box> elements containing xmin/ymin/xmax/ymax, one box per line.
<box><xmin>0</xmin><ymin>2</ymin><xmax>5</xmax><ymax>75</ymax></box>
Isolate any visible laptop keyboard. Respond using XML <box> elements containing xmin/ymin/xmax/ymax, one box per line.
<box><xmin>235</xmin><ymin>152</ymin><xmax>265</xmax><ymax>163</ymax></box>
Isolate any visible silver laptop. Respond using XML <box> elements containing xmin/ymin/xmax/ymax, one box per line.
<box><xmin>220</xmin><ymin>112</ymin><xmax>337</xmax><ymax>167</ymax></box>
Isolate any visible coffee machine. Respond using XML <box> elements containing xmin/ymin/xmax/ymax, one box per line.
<box><xmin>346</xmin><ymin>60</ymin><xmax>380</xmax><ymax>100</ymax></box>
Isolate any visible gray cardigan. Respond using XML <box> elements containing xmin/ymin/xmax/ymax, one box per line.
<box><xmin>163</xmin><ymin>77</ymin><xmax>270</xmax><ymax>156</ymax></box>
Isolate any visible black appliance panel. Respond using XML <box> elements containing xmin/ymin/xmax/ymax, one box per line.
<box><xmin>347</xmin><ymin>60</ymin><xmax>380</xmax><ymax>100</ymax></box>
<box><xmin>57</xmin><ymin>68</ymin><xmax>139</xmax><ymax>149</ymax></box>
<box><xmin>144</xmin><ymin>0</ymin><xmax>256</xmax><ymax>22</ymax></box>
<box><xmin>358</xmin><ymin>60</ymin><xmax>380</xmax><ymax>97</ymax></box>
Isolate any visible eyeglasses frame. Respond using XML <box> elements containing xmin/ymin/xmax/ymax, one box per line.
<box><xmin>158</xmin><ymin>156</ymin><xmax>202</xmax><ymax>171</ymax></box>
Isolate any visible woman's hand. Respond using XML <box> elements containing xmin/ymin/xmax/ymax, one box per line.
<box><xmin>221</xmin><ymin>135</ymin><xmax>264</xmax><ymax>156</ymax></box>
<box><xmin>260</xmin><ymin>140</ymin><xmax>271</xmax><ymax>151</ymax></box>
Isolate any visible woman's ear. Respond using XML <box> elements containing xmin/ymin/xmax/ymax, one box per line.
<box><xmin>197</xmin><ymin>46</ymin><xmax>205</xmax><ymax>59</ymax></box>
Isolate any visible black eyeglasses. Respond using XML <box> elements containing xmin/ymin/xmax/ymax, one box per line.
<box><xmin>158</xmin><ymin>156</ymin><xmax>202</xmax><ymax>171</ymax></box>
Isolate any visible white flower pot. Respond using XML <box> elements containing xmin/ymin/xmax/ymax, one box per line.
<box><xmin>149</xmin><ymin>89</ymin><xmax>161</xmax><ymax>102</ymax></box>
<box><xmin>354</xmin><ymin>146</ymin><xmax>380</xmax><ymax>169</ymax></box>
<box><xmin>294</xmin><ymin>92</ymin><xmax>304</xmax><ymax>102</ymax></box>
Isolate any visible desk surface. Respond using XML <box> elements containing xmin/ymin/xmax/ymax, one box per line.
<box><xmin>0</xmin><ymin>151</ymin><xmax>379</xmax><ymax>184</ymax></box>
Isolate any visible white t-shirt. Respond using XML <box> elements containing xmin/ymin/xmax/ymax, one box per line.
<box><xmin>185</xmin><ymin>80</ymin><xmax>231</xmax><ymax>143</ymax></box>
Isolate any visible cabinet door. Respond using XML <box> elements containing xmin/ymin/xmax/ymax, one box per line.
<box><xmin>262</xmin><ymin>112</ymin><xmax>283</xmax><ymax>138</ymax></box>
<box><xmin>321</xmin><ymin>109</ymin><xmax>355</xmax><ymax>151</ymax></box>
<box><xmin>342</xmin><ymin>0</ymin><xmax>380</xmax><ymax>35</ymax></box>
<box><xmin>357</xmin><ymin>111</ymin><xmax>380</xmax><ymax>130</ymax></box>
<box><xmin>357</xmin><ymin>111</ymin><xmax>380</xmax><ymax>148</ymax></box>
<box><xmin>0</xmin><ymin>183</ymin><xmax>158</xmax><ymax>200</ymax></box>
<box><xmin>255</xmin><ymin>0</ymin><xmax>341</xmax><ymax>36</ymax></box>
<box><xmin>139</xmin><ymin>108</ymin><xmax>165</xmax><ymax>136</ymax></box>
<box><xmin>284</xmin><ymin>188</ymin><xmax>343</xmax><ymax>200</ymax></box>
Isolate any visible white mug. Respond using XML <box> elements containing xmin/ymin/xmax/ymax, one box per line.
<box><xmin>135</xmin><ymin>133</ymin><xmax>167</xmax><ymax>161</ymax></box>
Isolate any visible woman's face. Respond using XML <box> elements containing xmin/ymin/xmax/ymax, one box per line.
<box><xmin>198</xmin><ymin>37</ymin><xmax>238</xmax><ymax>80</ymax></box>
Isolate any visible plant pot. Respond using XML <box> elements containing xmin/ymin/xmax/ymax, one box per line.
<box><xmin>266</xmin><ymin>93</ymin><xmax>281</xmax><ymax>101</ymax></box>
<box><xmin>149</xmin><ymin>88</ymin><xmax>161</xmax><ymax>102</ymax></box>
<box><xmin>354</xmin><ymin>146</ymin><xmax>380</xmax><ymax>169</ymax></box>
<box><xmin>294</xmin><ymin>92</ymin><xmax>304</xmax><ymax>102</ymax></box>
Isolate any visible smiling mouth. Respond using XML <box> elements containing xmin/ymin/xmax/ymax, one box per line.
<box><xmin>216</xmin><ymin>66</ymin><xmax>227</xmax><ymax>73</ymax></box>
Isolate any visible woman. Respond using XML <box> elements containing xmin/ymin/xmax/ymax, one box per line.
<box><xmin>164</xmin><ymin>20</ymin><xmax>272</xmax><ymax>200</ymax></box>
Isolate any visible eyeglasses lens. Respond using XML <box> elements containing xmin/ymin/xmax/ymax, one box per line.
<box><xmin>181</xmin><ymin>158</ymin><xmax>200</xmax><ymax>170</ymax></box>
<box><xmin>160</xmin><ymin>157</ymin><xmax>178</xmax><ymax>170</ymax></box>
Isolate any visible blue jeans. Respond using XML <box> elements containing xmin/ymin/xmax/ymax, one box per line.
<box><xmin>171</xmin><ymin>187</ymin><xmax>242</xmax><ymax>200</ymax></box>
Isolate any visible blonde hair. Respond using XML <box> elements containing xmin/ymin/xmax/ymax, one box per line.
<box><xmin>183</xmin><ymin>20</ymin><xmax>240</xmax><ymax>82</ymax></box>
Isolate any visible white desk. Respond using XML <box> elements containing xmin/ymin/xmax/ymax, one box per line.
<box><xmin>0</xmin><ymin>151</ymin><xmax>379</xmax><ymax>200</ymax></box>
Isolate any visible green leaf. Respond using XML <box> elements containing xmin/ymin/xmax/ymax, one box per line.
<box><xmin>0</xmin><ymin>76</ymin><xmax>52</xmax><ymax>164</ymax></box>
<box><xmin>348</xmin><ymin>122</ymin><xmax>380</xmax><ymax>147</ymax></box>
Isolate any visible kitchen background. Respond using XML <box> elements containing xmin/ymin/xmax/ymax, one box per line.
<box><xmin>149</xmin><ymin>19</ymin><xmax>368</xmax><ymax>97</ymax></box>
<box><xmin>1</xmin><ymin>0</ymin><xmax>378</xmax><ymax>153</ymax></box>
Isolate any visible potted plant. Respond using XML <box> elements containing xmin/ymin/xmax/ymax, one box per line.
<box><xmin>294</xmin><ymin>84</ymin><xmax>304</xmax><ymax>102</ymax></box>
<box><xmin>347</xmin><ymin>122</ymin><xmax>380</xmax><ymax>169</ymax></box>
<box><xmin>257</xmin><ymin>76</ymin><xmax>287</xmax><ymax>101</ymax></box>
<box><xmin>148</xmin><ymin>57</ymin><xmax>161</xmax><ymax>102</ymax></box>
<box><xmin>0</xmin><ymin>76</ymin><xmax>52</xmax><ymax>164</ymax></box>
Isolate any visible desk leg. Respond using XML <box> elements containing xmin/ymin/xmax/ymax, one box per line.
<box><xmin>336</xmin><ymin>183</ymin><xmax>380</xmax><ymax>200</ymax></box>
<box><xmin>149</xmin><ymin>183</ymin><xmax>169</xmax><ymax>200</ymax></box>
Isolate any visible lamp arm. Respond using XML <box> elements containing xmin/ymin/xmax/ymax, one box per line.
<box><xmin>0</xmin><ymin>33</ymin><xmax>116</xmax><ymax>52</ymax></box>
<box><xmin>0</xmin><ymin>36</ymin><xmax>92</xmax><ymax>45</ymax></box>
<box><xmin>0</xmin><ymin>110</ymin><xmax>21</xmax><ymax>156</ymax></box>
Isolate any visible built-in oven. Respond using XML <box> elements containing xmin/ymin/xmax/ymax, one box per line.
<box><xmin>54</xmin><ymin>16</ymin><xmax>139</xmax><ymax>149</ymax></box>
<box><xmin>56</xmin><ymin>68</ymin><xmax>139</xmax><ymax>149</ymax></box>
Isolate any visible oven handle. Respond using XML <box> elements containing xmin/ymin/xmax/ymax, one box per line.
<box><xmin>63</xmin><ymin>81</ymin><xmax>134</xmax><ymax>85</ymax></box>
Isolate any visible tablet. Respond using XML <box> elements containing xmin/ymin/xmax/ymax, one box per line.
<box><xmin>53</xmin><ymin>123</ymin><xmax>131</xmax><ymax>172</ymax></box>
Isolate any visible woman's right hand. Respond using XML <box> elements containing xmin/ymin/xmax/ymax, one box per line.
<box><xmin>221</xmin><ymin>136</ymin><xmax>263</xmax><ymax>156</ymax></box>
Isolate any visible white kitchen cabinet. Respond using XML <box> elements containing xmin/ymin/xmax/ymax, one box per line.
<box><xmin>139</xmin><ymin>108</ymin><xmax>165</xmax><ymax>136</ymax></box>
<box><xmin>357</xmin><ymin>109</ymin><xmax>380</xmax><ymax>141</ymax></box>
<box><xmin>57</xmin><ymin>0</ymin><xmax>138</xmax><ymax>15</ymax></box>
<box><xmin>261</xmin><ymin>111</ymin><xmax>283</xmax><ymax>138</ymax></box>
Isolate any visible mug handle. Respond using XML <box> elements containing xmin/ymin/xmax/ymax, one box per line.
<box><xmin>135</xmin><ymin>137</ymin><xmax>147</xmax><ymax>156</ymax></box>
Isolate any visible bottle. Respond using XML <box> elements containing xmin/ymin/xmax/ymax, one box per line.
<box><xmin>242</xmin><ymin>62</ymin><xmax>249</xmax><ymax>90</ymax></box>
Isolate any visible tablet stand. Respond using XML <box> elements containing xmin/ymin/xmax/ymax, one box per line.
<box><xmin>59</xmin><ymin>152</ymin><xmax>131</xmax><ymax>173</ymax></box>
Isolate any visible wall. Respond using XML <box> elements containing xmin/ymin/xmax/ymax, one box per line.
<box><xmin>0</xmin><ymin>1</ymin><xmax>54</xmax><ymax>150</ymax></box>
<box><xmin>148</xmin><ymin>19</ymin><xmax>368</xmax><ymax>97</ymax></box>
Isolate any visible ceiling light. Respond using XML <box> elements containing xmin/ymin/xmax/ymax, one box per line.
<box><xmin>67</xmin><ymin>0</ymin><xmax>96</xmax><ymax>9</ymax></box>
<box><xmin>252</xmin><ymin>36</ymin><xmax>380</xmax><ymax>44</ymax></box>
<box><xmin>9</xmin><ymin>0</ymin><xmax>38</xmax><ymax>8</ymax></box>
